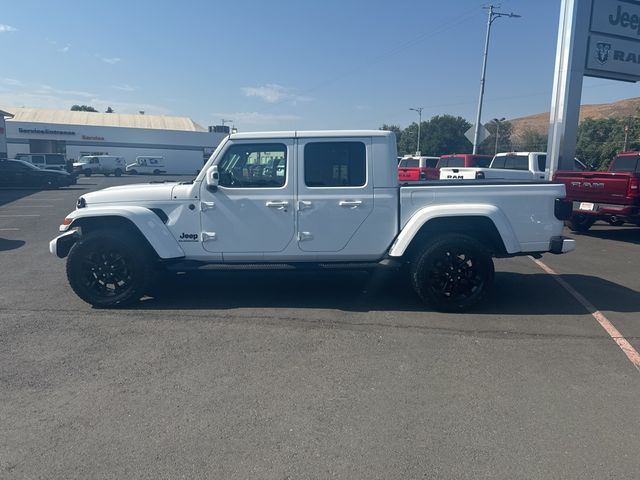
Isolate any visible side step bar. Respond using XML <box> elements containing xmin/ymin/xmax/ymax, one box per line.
<box><xmin>164</xmin><ymin>258</ymin><xmax>402</xmax><ymax>272</ymax></box>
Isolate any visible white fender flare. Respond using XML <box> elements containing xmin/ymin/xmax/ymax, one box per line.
<box><xmin>388</xmin><ymin>204</ymin><xmax>521</xmax><ymax>257</ymax></box>
<box><xmin>60</xmin><ymin>206</ymin><xmax>185</xmax><ymax>259</ymax></box>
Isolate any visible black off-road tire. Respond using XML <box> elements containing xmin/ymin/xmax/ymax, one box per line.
<box><xmin>567</xmin><ymin>214</ymin><xmax>595</xmax><ymax>233</ymax></box>
<box><xmin>114</xmin><ymin>168</ymin><xmax>122</xmax><ymax>177</ymax></box>
<box><xmin>409</xmin><ymin>233</ymin><xmax>494</xmax><ymax>312</ymax></box>
<box><xmin>66</xmin><ymin>229</ymin><xmax>155</xmax><ymax>308</ymax></box>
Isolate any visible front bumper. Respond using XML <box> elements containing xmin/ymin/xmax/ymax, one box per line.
<box><xmin>549</xmin><ymin>236</ymin><xmax>576</xmax><ymax>254</ymax></box>
<box><xmin>49</xmin><ymin>230</ymin><xmax>80</xmax><ymax>258</ymax></box>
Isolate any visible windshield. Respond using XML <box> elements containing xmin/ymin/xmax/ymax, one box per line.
<box><xmin>491</xmin><ymin>155</ymin><xmax>528</xmax><ymax>170</ymax></box>
<box><xmin>399</xmin><ymin>159</ymin><xmax>419</xmax><ymax>168</ymax></box>
<box><xmin>611</xmin><ymin>155</ymin><xmax>640</xmax><ymax>173</ymax></box>
<box><xmin>12</xmin><ymin>160</ymin><xmax>40</xmax><ymax>170</ymax></box>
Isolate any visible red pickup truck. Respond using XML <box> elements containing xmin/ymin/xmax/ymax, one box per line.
<box><xmin>398</xmin><ymin>155</ymin><xmax>440</xmax><ymax>181</ymax></box>
<box><xmin>553</xmin><ymin>152</ymin><xmax>640</xmax><ymax>232</ymax></box>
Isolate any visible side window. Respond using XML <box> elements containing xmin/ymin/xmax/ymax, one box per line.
<box><xmin>218</xmin><ymin>143</ymin><xmax>287</xmax><ymax>188</ymax></box>
<box><xmin>491</xmin><ymin>156</ymin><xmax>506</xmax><ymax>168</ymax></box>
<box><xmin>31</xmin><ymin>155</ymin><xmax>45</xmax><ymax>164</ymax></box>
<box><xmin>537</xmin><ymin>155</ymin><xmax>547</xmax><ymax>172</ymax></box>
<box><xmin>91</xmin><ymin>157</ymin><xmax>99</xmax><ymax>164</ymax></box>
<box><xmin>304</xmin><ymin>141</ymin><xmax>366</xmax><ymax>187</ymax></box>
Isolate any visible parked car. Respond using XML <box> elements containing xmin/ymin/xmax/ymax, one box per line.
<box><xmin>73</xmin><ymin>155</ymin><xmax>125</xmax><ymax>177</ymax></box>
<box><xmin>398</xmin><ymin>155</ymin><xmax>440</xmax><ymax>181</ymax></box>
<box><xmin>126</xmin><ymin>156</ymin><xmax>166</xmax><ymax>175</ymax></box>
<box><xmin>15</xmin><ymin>153</ymin><xmax>68</xmax><ymax>171</ymax></box>
<box><xmin>51</xmin><ymin>130</ymin><xmax>574</xmax><ymax>311</ymax></box>
<box><xmin>0</xmin><ymin>159</ymin><xmax>75</xmax><ymax>188</ymax></box>
<box><xmin>553</xmin><ymin>152</ymin><xmax>640</xmax><ymax>231</ymax></box>
<box><xmin>440</xmin><ymin>152</ymin><xmax>588</xmax><ymax>180</ymax></box>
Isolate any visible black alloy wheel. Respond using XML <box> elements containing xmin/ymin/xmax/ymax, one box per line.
<box><xmin>66</xmin><ymin>229</ymin><xmax>154</xmax><ymax>307</ymax></box>
<box><xmin>567</xmin><ymin>214</ymin><xmax>595</xmax><ymax>232</ymax></box>
<box><xmin>410</xmin><ymin>234</ymin><xmax>494</xmax><ymax>312</ymax></box>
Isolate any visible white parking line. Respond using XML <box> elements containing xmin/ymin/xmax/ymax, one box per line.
<box><xmin>530</xmin><ymin>256</ymin><xmax>640</xmax><ymax>373</ymax></box>
<box><xmin>0</xmin><ymin>214</ymin><xmax>40</xmax><ymax>217</ymax></box>
<box><xmin>0</xmin><ymin>205</ymin><xmax>53</xmax><ymax>208</ymax></box>
<box><xmin>0</xmin><ymin>228</ymin><xmax>19</xmax><ymax>231</ymax></box>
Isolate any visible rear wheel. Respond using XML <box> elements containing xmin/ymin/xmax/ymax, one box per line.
<box><xmin>410</xmin><ymin>234</ymin><xmax>494</xmax><ymax>312</ymax></box>
<box><xmin>567</xmin><ymin>214</ymin><xmax>595</xmax><ymax>232</ymax></box>
<box><xmin>114</xmin><ymin>168</ymin><xmax>122</xmax><ymax>177</ymax></box>
<box><xmin>66</xmin><ymin>229</ymin><xmax>154</xmax><ymax>308</ymax></box>
<box><xmin>84</xmin><ymin>169</ymin><xmax>92</xmax><ymax>177</ymax></box>
<box><xmin>129</xmin><ymin>169</ymin><xmax>137</xmax><ymax>175</ymax></box>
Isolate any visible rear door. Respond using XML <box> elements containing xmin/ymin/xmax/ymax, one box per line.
<box><xmin>296</xmin><ymin>137</ymin><xmax>373</xmax><ymax>252</ymax></box>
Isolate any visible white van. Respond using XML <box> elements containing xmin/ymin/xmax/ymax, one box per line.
<box><xmin>126</xmin><ymin>156</ymin><xmax>165</xmax><ymax>175</ymax></box>
<box><xmin>73</xmin><ymin>155</ymin><xmax>125</xmax><ymax>177</ymax></box>
<box><xmin>15</xmin><ymin>153</ymin><xmax>67</xmax><ymax>171</ymax></box>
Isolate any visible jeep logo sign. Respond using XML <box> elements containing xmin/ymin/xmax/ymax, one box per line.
<box><xmin>586</xmin><ymin>0</ymin><xmax>640</xmax><ymax>82</ymax></box>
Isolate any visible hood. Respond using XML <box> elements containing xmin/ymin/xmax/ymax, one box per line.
<box><xmin>81</xmin><ymin>182</ymin><xmax>179</xmax><ymax>205</ymax></box>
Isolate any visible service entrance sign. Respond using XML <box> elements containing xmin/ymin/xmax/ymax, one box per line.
<box><xmin>547</xmin><ymin>0</ymin><xmax>640</xmax><ymax>178</ymax></box>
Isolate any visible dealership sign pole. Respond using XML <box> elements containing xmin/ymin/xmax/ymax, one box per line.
<box><xmin>548</xmin><ymin>0</ymin><xmax>640</xmax><ymax>178</ymax></box>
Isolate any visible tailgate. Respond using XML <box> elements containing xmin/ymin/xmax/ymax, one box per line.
<box><xmin>398</xmin><ymin>168</ymin><xmax>420</xmax><ymax>181</ymax></box>
<box><xmin>439</xmin><ymin>168</ymin><xmax>480</xmax><ymax>179</ymax></box>
<box><xmin>556</xmin><ymin>172</ymin><xmax>633</xmax><ymax>204</ymax></box>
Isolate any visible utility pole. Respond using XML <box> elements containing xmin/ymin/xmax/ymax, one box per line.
<box><xmin>409</xmin><ymin>107</ymin><xmax>423</xmax><ymax>155</ymax></box>
<box><xmin>472</xmin><ymin>5</ymin><xmax>521</xmax><ymax>154</ymax></box>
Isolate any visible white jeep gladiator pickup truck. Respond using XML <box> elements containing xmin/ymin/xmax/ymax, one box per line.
<box><xmin>50</xmin><ymin>131</ymin><xmax>575</xmax><ymax>311</ymax></box>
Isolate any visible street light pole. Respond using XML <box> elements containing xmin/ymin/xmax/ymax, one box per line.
<box><xmin>472</xmin><ymin>6</ymin><xmax>520</xmax><ymax>154</ymax></box>
<box><xmin>409</xmin><ymin>107</ymin><xmax>423</xmax><ymax>155</ymax></box>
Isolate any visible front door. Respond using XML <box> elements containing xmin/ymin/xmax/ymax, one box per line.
<box><xmin>296</xmin><ymin>138</ymin><xmax>373</xmax><ymax>252</ymax></box>
<box><xmin>200</xmin><ymin>140</ymin><xmax>295</xmax><ymax>255</ymax></box>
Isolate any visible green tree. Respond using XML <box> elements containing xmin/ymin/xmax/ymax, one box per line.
<box><xmin>70</xmin><ymin>104</ymin><xmax>98</xmax><ymax>112</ymax></box>
<box><xmin>398</xmin><ymin>122</ymin><xmax>421</xmax><ymax>155</ymax></box>
<box><xmin>482</xmin><ymin>119</ymin><xmax>513</xmax><ymax>154</ymax></box>
<box><xmin>576</xmin><ymin>117</ymin><xmax>623</xmax><ymax>170</ymax></box>
<box><xmin>105</xmin><ymin>106</ymin><xmax>114</xmax><ymax>113</ymax></box>
<box><xmin>420</xmin><ymin>115</ymin><xmax>472</xmax><ymax>156</ymax></box>
<box><xmin>514</xmin><ymin>128</ymin><xmax>548</xmax><ymax>152</ymax></box>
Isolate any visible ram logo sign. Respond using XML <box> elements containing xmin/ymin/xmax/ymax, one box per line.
<box><xmin>586</xmin><ymin>0</ymin><xmax>640</xmax><ymax>82</ymax></box>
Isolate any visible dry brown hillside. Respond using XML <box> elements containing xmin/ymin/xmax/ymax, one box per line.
<box><xmin>510</xmin><ymin>97</ymin><xmax>640</xmax><ymax>136</ymax></box>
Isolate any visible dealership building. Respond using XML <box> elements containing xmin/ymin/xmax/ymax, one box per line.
<box><xmin>1</xmin><ymin>107</ymin><xmax>229</xmax><ymax>174</ymax></box>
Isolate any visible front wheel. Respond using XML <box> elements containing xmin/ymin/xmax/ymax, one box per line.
<box><xmin>114</xmin><ymin>169</ymin><xmax>122</xmax><ymax>177</ymax></box>
<box><xmin>66</xmin><ymin>229</ymin><xmax>154</xmax><ymax>308</ymax></box>
<box><xmin>567</xmin><ymin>214</ymin><xmax>595</xmax><ymax>233</ymax></box>
<box><xmin>410</xmin><ymin>234</ymin><xmax>494</xmax><ymax>312</ymax></box>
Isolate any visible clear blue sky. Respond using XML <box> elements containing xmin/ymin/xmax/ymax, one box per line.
<box><xmin>1</xmin><ymin>0</ymin><xmax>639</xmax><ymax>131</ymax></box>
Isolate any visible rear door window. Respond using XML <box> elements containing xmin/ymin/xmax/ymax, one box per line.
<box><xmin>304</xmin><ymin>141</ymin><xmax>366</xmax><ymax>187</ymax></box>
<box><xmin>31</xmin><ymin>155</ymin><xmax>45</xmax><ymax>164</ymax></box>
<box><xmin>610</xmin><ymin>155</ymin><xmax>640</xmax><ymax>172</ymax></box>
<box><xmin>423</xmin><ymin>158</ymin><xmax>439</xmax><ymax>168</ymax></box>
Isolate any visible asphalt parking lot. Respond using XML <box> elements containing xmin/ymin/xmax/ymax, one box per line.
<box><xmin>1</xmin><ymin>175</ymin><xmax>639</xmax><ymax>479</ymax></box>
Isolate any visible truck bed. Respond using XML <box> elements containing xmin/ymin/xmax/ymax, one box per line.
<box><xmin>399</xmin><ymin>180</ymin><xmax>567</xmax><ymax>253</ymax></box>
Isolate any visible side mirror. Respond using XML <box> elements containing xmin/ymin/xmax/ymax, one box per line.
<box><xmin>206</xmin><ymin>165</ymin><xmax>219</xmax><ymax>191</ymax></box>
